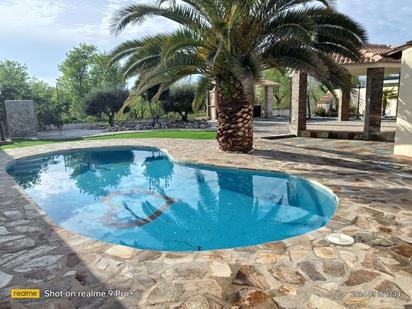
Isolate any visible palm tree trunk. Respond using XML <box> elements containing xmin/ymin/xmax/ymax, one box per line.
<box><xmin>215</xmin><ymin>79</ymin><xmax>254</xmax><ymax>153</ymax></box>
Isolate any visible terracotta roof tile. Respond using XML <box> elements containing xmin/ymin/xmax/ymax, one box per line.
<box><xmin>334</xmin><ymin>44</ymin><xmax>400</xmax><ymax>65</ymax></box>
<box><xmin>260</xmin><ymin>80</ymin><xmax>279</xmax><ymax>87</ymax></box>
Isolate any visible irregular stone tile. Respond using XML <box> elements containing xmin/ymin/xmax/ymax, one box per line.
<box><xmin>6</xmin><ymin>219</ymin><xmax>30</xmax><ymax>227</ymax></box>
<box><xmin>95</xmin><ymin>256</ymin><xmax>122</xmax><ymax>271</ymax></box>
<box><xmin>257</xmin><ymin>252</ymin><xmax>281</xmax><ymax>264</ymax></box>
<box><xmin>144</xmin><ymin>261</ymin><xmax>169</xmax><ymax>275</ymax></box>
<box><xmin>138</xmin><ymin>276</ymin><xmax>157</xmax><ymax>289</ymax></box>
<box><xmin>24</xmin><ymin>264</ymin><xmax>60</xmax><ymax>283</ymax></box>
<box><xmin>322</xmin><ymin>260</ymin><xmax>346</xmax><ymax>277</ymax></box>
<box><xmin>164</xmin><ymin>253</ymin><xmax>194</xmax><ymax>264</ymax></box>
<box><xmin>378</xmin><ymin>226</ymin><xmax>392</xmax><ymax>233</ymax></box>
<box><xmin>37</xmin><ymin>299</ymin><xmax>76</xmax><ymax>309</ymax></box>
<box><xmin>234</xmin><ymin>265</ymin><xmax>270</xmax><ymax>290</ymax></box>
<box><xmin>345</xmin><ymin>270</ymin><xmax>380</xmax><ymax>286</ymax></box>
<box><xmin>0</xmin><ymin>235</ymin><xmax>25</xmax><ymax>244</ymax></box>
<box><xmin>298</xmin><ymin>261</ymin><xmax>326</xmax><ymax>281</ymax></box>
<box><xmin>375</xmin><ymin>280</ymin><xmax>410</xmax><ymax>301</ymax></box>
<box><xmin>339</xmin><ymin>250</ymin><xmax>357</xmax><ymax>268</ymax></box>
<box><xmin>3</xmin><ymin>210</ymin><xmax>22</xmax><ymax>219</ymax></box>
<box><xmin>0</xmin><ymin>227</ymin><xmax>8</xmax><ymax>235</ymax></box>
<box><xmin>313</xmin><ymin>247</ymin><xmax>337</xmax><ymax>259</ymax></box>
<box><xmin>179</xmin><ymin>295</ymin><xmax>214</xmax><ymax>309</ymax></box>
<box><xmin>136</xmin><ymin>250</ymin><xmax>162</xmax><ymax>262</ymax></box>
<box><xmin>353</xmin><ymin>231</ymin><xmax>376</xmax><ymax>244</ymax></box>
<box><xmin>105</xmin><ymin>245</ymin><xmax>135</xmax><ymax>259</ymax></box>
<box><xmin>307</xmin><ymin>294</ymin><xmax>347</xmax><ymax>309</ymax></box>
<box><xmin>234</xmin><ymin>288</ymin><xmax>279</xmax><ymax>309</ymax></box>
<box><xmin>210</xmin><ymin>262</ymin><xmax>232</xmax><ymax>278</ymax></box>
<box><xmin>63</xmin><ymin>270</ymin><xmax>76</xmax><ymax>277</ymax></box>
<box><xmin>13</xmin><ymin>255</ymin><xmax>63</xmax><ymax>273</ymax></box>
<box><xmin>201</xmin><ymin>251</ymin><xmax>231</xmax><ymax>261</ymax></box>
<box><xmin>353</xmin><ymin>215</ymin><xmax>376</xmax><ymax>230</ymax></box>
<box><xmin>0</xmin><ymin>237</ymin><xmax>35</xmax><ymax>251</ymax></box>
<box><xmin>270</xmin><ymin>265</ymin><xmax>305</xmax><ymax>286</ymax></box>
<box><xmin>278</xmin><ymin>285</ymin><xmax>297</xmax><ymax>296</ymax></box>
<box><xmin>183</xmin><ymin>279</ymin><xmax>223</xmax><ymax>298</ymax></box>
<box><xmin>392</xmin><ymin>244</ymin><xmax>412</xmax><ymax>258</ymax></box>
<box><xmin>343</xmin><ymin>296</ymin><xmax>370</xmax><ymax>307</ymax></box>
<box><xmin>1</xmin><ymin>245</ymin><xmax>56</xmax><ymax>268</ymax></box>
<box><xmin>66</xmin><ymin>252</ymin><xmax>81</xmax><ymax>267</ymax></box>
<box><xmin>0</xmin><ymin>271</ymin><xmax>13</xmax><ymax>288</ymax></box>
<box><xmin>380</xmin><ymin>256</ymin><xmax>400</xmax><ymax>266</ymax></box>
<box><xmin>162</xmin><ymin>263</ymin><xmax>207</xmax><ymax>281</ymax></box>
<box><xmin>261</xmin><ymin>241</ymin><xmax>286</xmax><ymax>253</ymax></box>
<box><xmin>318</xmin><ymin>282</ymin><xmax>339</xmax><ymax>292</ymax></box>
<box><xmin>14</xmin><ymin>225</ymin><xmax>42</xmax><ymax>233</ymax></box>
<box><xmin>288</xmin><ymin>248</ymin><xmax>310</xmax><ymax>262</ymax></box>
<box><xmin>361</xmin><ymin>254</ymin><xmax>393</xmax><ymax>275</ymax></box>
<box><xmin>353</xmin><ymin>243</ymin><xmax>370</xmax><ymax>250</ymax></box>
<box><xmin>371</xmin><ymin>237</ymin><xmax>395</xmax><ymax>247</ymax></box>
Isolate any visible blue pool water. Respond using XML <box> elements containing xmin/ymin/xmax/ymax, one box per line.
<box><xmin>7</xmin><ymin>148</ymin><xmax>337</xmax><ymax>251</ymax></box>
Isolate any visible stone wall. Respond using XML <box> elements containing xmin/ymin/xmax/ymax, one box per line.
<box><xmin>394</xmin><ymin>47</ymin><xmax>412</xmax><ymax>158</ymax></box>
<box><xmin>4</xmin><ymin>100</ymin><xmax>38</xmax><ymax>138</ymax></box>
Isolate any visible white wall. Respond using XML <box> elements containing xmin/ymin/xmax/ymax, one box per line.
<box><xmin>336</xmin><ymin>86</ymin><xmax>398</xmax><ymax>117</ymax></box>
<box><xmin>394</xmin><ymin>47</ymin><xmax>412</xmax><ymax>158</ymax></box>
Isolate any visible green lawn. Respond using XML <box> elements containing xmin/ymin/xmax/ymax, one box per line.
<box><xmin>0</xmin><ymin>130</ymin><xmax>216</xmax><ymax>150</ymax></box>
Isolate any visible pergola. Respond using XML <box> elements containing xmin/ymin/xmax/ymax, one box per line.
<box><xmin>290</xmin><ymin>43</ymin><xmax>409</xmax><ymax>139</ymax></box>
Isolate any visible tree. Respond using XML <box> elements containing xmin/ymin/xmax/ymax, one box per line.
<box><xmin>58</xmin><ymin>44</ymin><xmax>99</xmax><ymax>118</ymax></box>
<box><xmin>141</xmin><ymin>85</ymin><xmax>170</xmax><ymax>125</ymax></box>
<box><xmin>0</xmin><ymin>60</ymin><xmax>32</xmax><ymax>102</ymax></box>
<box><xmin>33</xmin><ymin>82</ymin><xmax>71</xmax><ymax>129</ymax></box>
<box><xmin>162</xmin><ymin>83</ymin><xmax>195</xmax><ymax>121</ymax></box>
<box><xmin>110</xmin><ymin>0</ymin><xmax>366</xmax><ymax>152</ymax></box>
<box><xmin>382</xmin><ymin>88</ymin><xmax>397</xmax><ymax>116</ymax></box>
<box><xmin>90</xmin><ymin>54</ymin><xmax>126</xmax><ymax>89</ymax></box>
<box><xmin>58</xmin><ymin>44</ymin><xmax>126</xmax><ymax>120</ymax></box>
<box><xmin>84</xmin><ymin>87</ymin><xmax>129</xmax><ymax>126</ymax></box>
<box><xmin>31</xmin><ymin>79</ymin><xmax>62</xmax><ymax>128</ymax></box>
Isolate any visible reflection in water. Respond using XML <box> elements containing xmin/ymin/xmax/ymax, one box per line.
<box><xmin>10</xmin><ymin>155</ymin><xmax>58</xmax><ymax>189</ymax></box>
<box><xmin>7</xmin><ymin>148</ymin><xmax>337</xmax><ymax>251</ymax></box>
<box><xmin>66</xmin><ymin>150</ymin><xmax>134</xmax><ymax>198</ymax></box>
<box><xmin>142</xmin><ymin>152</ymin><xmax>174</xmax><ymax>190</ymax></box>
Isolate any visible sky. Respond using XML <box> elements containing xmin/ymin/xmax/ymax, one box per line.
<box><xmin>0</xmin><ymin>0</ymin><xmax>411</xmax><ymax>85</ymax></box>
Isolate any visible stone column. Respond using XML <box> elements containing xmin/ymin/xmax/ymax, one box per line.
<box><xmin>290</xmin><ymin>71</ymin><xmax>307</xmax><ymax>136</ymax></box>
<box><xmin>338</xmin><ymin>75</ymin><xmax>352</xmax><ymax>121</ymax></box>
<box><xmin>264</xmin><ymin>86</ymin><xmax>273</xmax><ymax>118</ymax></box>
<box><xmin>364</xmin><ymin>68</ymin><xmax>384</xmax><ymax>139</ymax></box>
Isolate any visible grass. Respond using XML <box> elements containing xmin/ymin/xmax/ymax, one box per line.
<box><xmin>0</xmin><ymin>130</ymin><xmax>216</xmax><ymax>150</ymax></box>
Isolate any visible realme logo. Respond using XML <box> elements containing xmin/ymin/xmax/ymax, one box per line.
<box><xmin>11</xmin><ymin>289</ymin><xmax>40</xmax><ymax>299</ymax></box>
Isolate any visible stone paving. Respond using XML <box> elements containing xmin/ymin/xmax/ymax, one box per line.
<box><xmin>0</xmin><ymin>137</ymin><xmax>411</xmax><ymax>309</ymax></box>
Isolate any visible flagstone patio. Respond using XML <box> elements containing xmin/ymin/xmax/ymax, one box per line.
<box><xmin>0</xmin><ymin>137</ymin><xmax>411</xmax><ymax>309</ymax></box>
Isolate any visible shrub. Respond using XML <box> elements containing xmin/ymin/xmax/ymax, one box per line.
<box><xmin>162</xmin><ymin>84</ymin><xmax>195</xmax><ymax>121</ymax></box>
<box><xmin>315</xmin><ymin>106</ymin><xmax>327</xmax><ymax>117</ymax></box>
<box><xmin>84</xmin><ymin>87</ymin><xmax>129</xmax><ymax>126</ymax></box>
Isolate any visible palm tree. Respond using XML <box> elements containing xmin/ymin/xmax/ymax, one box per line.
<box><xmin>110</xmin><ymin>0</ymin><xmax>366</xmax><ymax>153</ymax></box>
<box><xmin>381</xmin><ymin>88</ymin><xmax>398</xmax><ymax>116</ymax></box>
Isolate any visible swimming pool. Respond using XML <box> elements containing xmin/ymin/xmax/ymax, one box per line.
<box><xmin>7</xmin><ymin>147</ymin><xmax>338</xmax><ymax>251</ymax></box>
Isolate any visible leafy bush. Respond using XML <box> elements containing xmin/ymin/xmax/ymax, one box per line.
<box><xmin>349</xmin><ymin>105</ymin><xmax>358</xmax><ymax>115</ymax></box>
<box><xmin>315</xmin><ymin>106</ymin><xmax>327</xmax><ymax>117</ymax></box>
<box><xmin>84</xmin><ymin>87</ymin><xmax>129</xmax><ymax>126</ymax></box>
<box><xmin>162</xmin><ymin>84</ymin><xmax>195</xmax><ymax>121</ymax></box>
